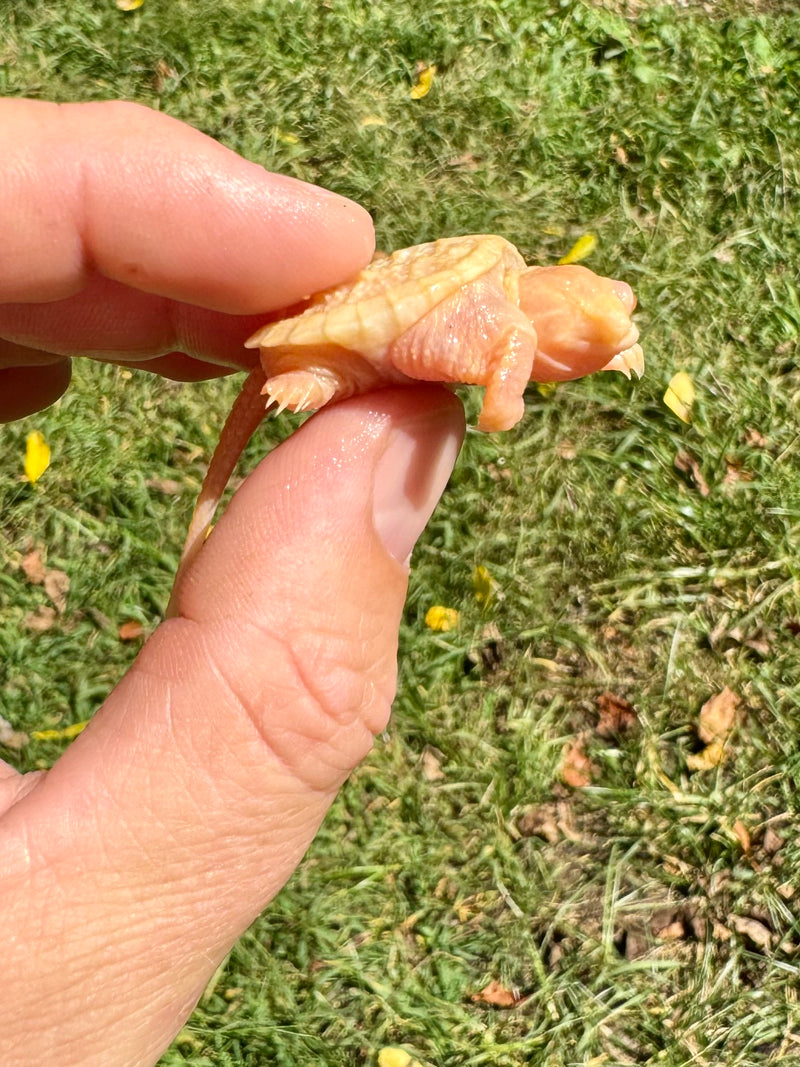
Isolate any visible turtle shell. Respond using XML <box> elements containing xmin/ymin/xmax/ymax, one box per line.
<box><xmin>246</xmin><ymin>234</ymin><xmax>527</xmax><ymax>358</ymax></box>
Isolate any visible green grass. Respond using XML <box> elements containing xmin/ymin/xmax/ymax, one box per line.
<box><xmin>2</xmin><ymin>1</ymin><xmax>800</xmax><ymax>1063</ymax></box>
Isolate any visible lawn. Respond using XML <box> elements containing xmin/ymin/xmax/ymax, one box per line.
<box><xmin>2</xmin><ymin>1</ymin><xmax>800</xmax><ymax>1064</ymax></box>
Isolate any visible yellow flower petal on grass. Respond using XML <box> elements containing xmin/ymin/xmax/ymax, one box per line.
<box><xmin>558</xmin><ymin>233</ymin><xmax>597</xmax><ymax>264</ymax></box>
<box><xmin>425</xmin><ymin>605</ymin><xmax>460</xmax><ymax>632</ymax></box>
<box><xmin>116</xmin><ymin>0</ymin><xmax>144</xmax><ymax>9</ymax></box>
<box><xmin>663</xmin><ymin>371</ymin><xmax>695</xmax><ymax>423</ymax></box>
<box><xmin>473</xmin><ymin>565</ymin><xmax>495</xmax><ymax>608</ymax></box>
<box><xmin>410</xmin><ymin>64</ymin><xmax>436</xmax><ymax>99</ymax></box>
<box><xmin>32</xmin><ymin>721</ymin><xmax>88</xmax><ymax>742</ymax></box>
<box><xmin>378</xmin><ymin>1049</ymin><xmax>424</xmax><ymax>1067</ymax></box>
<box><xmin>24</xmin><ymin>431</ymin><xmax>50</xmax><ymax>485</ymax></box>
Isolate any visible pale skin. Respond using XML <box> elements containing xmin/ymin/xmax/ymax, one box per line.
<box><xmin>0</xmin><ymin>99</ymin><xmax>466</xmax><ymax>1067</ymax></box>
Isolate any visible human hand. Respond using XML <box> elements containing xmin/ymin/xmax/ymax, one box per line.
<box><xmin>0</xmin><ymin>100</ymin><xmax>465</xmax><ymax>1066</ymax></box>
<box><xmin>0</xmin><ymin>98</ymin><xmax>376</xmax><ymax>421</ymax></box>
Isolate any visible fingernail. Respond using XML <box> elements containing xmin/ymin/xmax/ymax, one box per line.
<box><xmin>372</xmin><ymin>409</ymin><xmax>464</xmax><ymax>565</ymax></box>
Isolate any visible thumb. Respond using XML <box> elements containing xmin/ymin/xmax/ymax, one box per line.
<box><xmin>172</xmin><ymin>383</ymin><xmax>466</xmax><ymax>787</ymax></box>
<box><xmin>0</xmin><ymin>385</ymin><xmax>464</xmax><ymax>1067</ymax></box>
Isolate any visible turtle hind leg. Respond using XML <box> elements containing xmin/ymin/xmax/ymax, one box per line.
<box><xmin>263</xmin><ymin>367</ymin><xmax>341</xmax><ymax>414</ymax></box>
<box><xmin>260</xmin><ymin>344</ymin><xmax>393</xmax><ymax>414</ymax></box>
<box><xmin>477</xmin><ymin>327</ymin><xmax>538</xmax><ymax>433</ymax></box>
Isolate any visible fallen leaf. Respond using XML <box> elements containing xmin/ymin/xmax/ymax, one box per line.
<box><xmin>0</xmin><ymin>713</ymin><xmax>28</xmax><ymax>750</ymax></box>
<box><xmin>23</xmin><ymin>605</ymin><xmax>58</xmax><ymax>632</ymax></box>
<box><xmin>663</xmin><ymin>371</ymin><xmax>695</xmax><ymax>423</ymax></box>
<box><xmin>24</xmin><ymin>430</ymin><xmax>50</xmax><ymax>485</ymax></box>
<box><xmin>32</xmin><ymin>720</ymin><xmax>88</xmax><ymax>741</ymax></box>
<box><xmin>359</xmin><ymin>114</ymin><xmax>387</xmax><ymax>128</ymax></box>
<box><xmin>698</xmin><ymin>686</ymin><xmax>739</xmax><ymax>745</ymax></box>
<box><xmin>686</xmin><ymin>740</ymin><xmax>725</xmax><ymax>772</ymax></box>
<box><xmin>20</xmin><ymin>548</ymin><xmax>47</xmax><ymax>584</ymax></box>
<box><xmin>43</xmin><ymin>569</ymin><xmax>70</xmax><ymax>614</ymax></box>
<box><xmin>674</xmin><ymin>450</ymin><xmax>710</xmax><ymax>496</ymax></box>
<box><xmin>274</xmin><ymin>128</ymin><xmax>299</xmax><ymax>144</ymax></box>
<box><xmin>473</xmin><ymin>565</ymin><xmax>495</xmax><ymax>608</ymax></box>
<box><xmin>377</xmin><ymin>1049</ymin><xmax>423</xmax><ymax>1067</ymax></box>
<box><xmin>470</xmin><ymin>979</ymin><xmax>527</xmax><ymax>1008</ymax></box>
<box><xmin>614</xmin><ymin>144</ymin><xmax>629</xmax><ymax>165</ymax></box>
<box><xmin>762</xmin><ymin>826</ymin><xmax>784</xmax><ymax>856</ymax></box>
<box><xmin>561</xmin><ymin>735</ymin><xmax>598</xmax><ymax>788</ymax></box>
<box><xmin>595</xmin><ymin>691</ymin><xmax>638</xmax><ymax>738</ymax></box>
<box><xmin>424</xmin><ymin>605</ymin><xmax>459</xmax><ymax>632</ymax></box>
<box><xmin>410</xmin><ymin>63</ymin><xmax>436</xmax><ymax>99</ymax></box>
<box><xmin>558</xmin><ymin>233</ymin><xmax>597</xmax><ymax>265</ymax></box>
<box><xmin>119</xmin><ymin>620</ymin><xmax>145</xmax><ymax>641</ymax></box>
<box><xmin>732</xmin><ymin>819</ymin><xmax>751</xmax><ymax>852</ymax></box>
<box><xmin>728</xmin><ymin>914</ymin><xmax>772</xmax><ymax>951</ymax></box>
<box><xmin>655</xmin><ymin>920</ymin><xmax>685</xmax><ymax>941</ymax></box>
<box><xmin>516</xmin><ymin>803</ymin><xmax>560</xmax><ymax>843</ymax></box>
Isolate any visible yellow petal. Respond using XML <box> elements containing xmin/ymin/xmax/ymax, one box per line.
<box><xmin>473</xmin><ymin>565</ymin><xmax>494</xmax><ymax>607</ymax></box>
<box><xmin>274</xmin><ymin>129</ymin><xmax>300</xmax><ymax>145</ymax></box>
<box><xmin>410</xmin><ymin>65</ymin><xmax>436</xmax><ymax>99</ymax></box>
<box><xmin>536</xmin><ymin>381</ymin><xmax>558</xmax><ymax>398</ymax></box>
<box><xmin>32</xmin><ymin>721</ymin><xmax>88</xmax><ymax>742</ymax></box>
<box><xmin>663</xmin><ymin>371</ymin><xmax>695</xmax><ymax>423</ymax></box>
<box><xmin>24</xmin><ymin>431</ymin><xmax>51</xmax><ymax>485</ymax></box>
<box><xmin>116</xmin><ymin>0</ymin><xmax>144</xmax><ymax>8</ymax></box>
<box><xmin>359</xmin><ymin>114</ymin><xmax>387</xmax><ymax>128</ymax></box>
<box><xmin>558</xmin><ymin>233</ymin><xmax>598</xmax><ymax>264</ymax></box>
<box><xmin>377</xmin><ymin>1050</ymin><xmax>423</xmax><ymax>1067</ymax></box>
<box><xmin>425</xmin><ymin>605</ymin><xmax>460</xmax><ymax>632</ymax></box>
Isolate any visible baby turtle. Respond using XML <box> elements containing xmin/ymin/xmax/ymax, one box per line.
<box><xmin>168</xmin><ymin>234</ymin><xmax>642</xmax><ymax>612</ymax></box>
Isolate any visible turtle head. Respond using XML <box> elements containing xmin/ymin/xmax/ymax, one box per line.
<box><xmin>518</xmin><ymin>264</ymin><xmax>642</xmax><ymax>382</ymax></box>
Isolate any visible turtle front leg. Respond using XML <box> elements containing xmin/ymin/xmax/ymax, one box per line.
<box><xmin>476</xmin><ymin>326</ymin><xmax>538</xmax><ymax>433</ymax></box>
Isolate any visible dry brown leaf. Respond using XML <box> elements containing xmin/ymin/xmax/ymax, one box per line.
<box><xmin>674</xmin><ymin>450</ymin><xmax>710</xmax><ymax>496</ymax></box>
<box><xmin>732</xmin><ymin>819</ymin><xmax>751</xmax><ymax>852</ymax></box>
<box><xmin>43</xmin><ymin>569</ymin><xmax>70</xmax><ymax>613</ymax></box>
<box><xmin>24</xmin><ymin>605</ymin><xmax>58</xmax><ymax>632</ymax></box>
<box><xmin>20</xmin><ymin>548</ymin><xmax>47</xmax><ymax>584</ymax></box>
<box><xmin>560</xmin><ymin>735</ymin><xmax>598</xmax><ymax>788</ymax></box>
<box><xmin>119</xmin><ymin>620</ymin><xmax>145</xmax><ymax>641</ymax></box>
<box><xmin>655</xmin><ymin>920</ymin><xmax>685</xmax><ymax>941</ymax></box>
<box><xmin>470</xmin><ymin>979</ymin><xmax>527</xmax><ymax>1008</ymax></box>
<box><xmin>698</xmin><ymin>686</ymin><xmax>740</xmax><ymax>745</ymax></box>
<box><xmin>516</xmin><ymin>803</ymin><xmax>560</xmax><ymax>843</ymax></box>
<box><xmin>729</xmin><ymin>914</ymin><xmax>772</xmax><ymax>951</ymax></box>
<box><xmin>596</xmin><ymin>691</ymin><xmax>638</xmax><ymax>738</ymax></box>
<box><xmin>763</xmin><ymin>826</ymin><xmax>784</xmax><ymax>856</ymax></box>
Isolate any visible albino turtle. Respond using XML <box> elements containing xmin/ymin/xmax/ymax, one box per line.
<box><xmin>168</xmin><ymin>235</ymin><xmax>642</xmax><ymax>612</ymax></box>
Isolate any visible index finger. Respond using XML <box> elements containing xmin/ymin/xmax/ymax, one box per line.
<box><xmin>0</xmin><ymin>99</ymin><xmax>375</xmax><ymax>313</ymax></box>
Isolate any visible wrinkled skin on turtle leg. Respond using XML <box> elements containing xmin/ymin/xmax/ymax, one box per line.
<box><xmin>167</xmin><ymin>261</ymin><xmax>640</xmax><ymax>615</ymax></box>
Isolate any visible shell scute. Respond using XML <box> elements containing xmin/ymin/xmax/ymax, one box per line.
<box><xmin>246</xmin><ymin>235</ymin><xmax>526</xmax><ymax>357</ymax></box>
